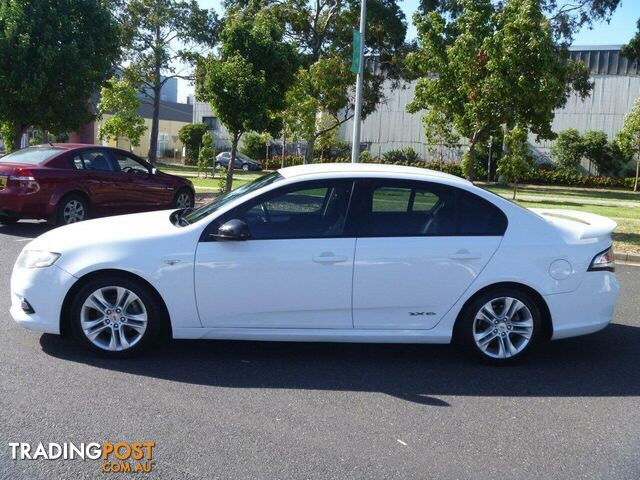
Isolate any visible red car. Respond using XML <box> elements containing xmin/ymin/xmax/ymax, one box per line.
<box><xmin>0</xmin><ymin>144</ymin><xmax>195</xmax><ymax>226</ymax></box>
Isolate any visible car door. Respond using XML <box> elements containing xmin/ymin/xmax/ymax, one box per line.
<box><xmin>72</xmin><ymin>149</ymin><xmax>129</xmax><ymax>213</ymax></box>
<box><xmin>351</xmin><ymin>179</ymin><xmax>507</xmax><ymax>330</ymax></box>
<box><xmin>194</xmin><ymin>179</ymin><xmax>356</xmax><ymax>328</ymax></box>
<box><xmin>110</xmin><ymin>151</ymin><xmax>173</xmax><ymax>210</ymax></box>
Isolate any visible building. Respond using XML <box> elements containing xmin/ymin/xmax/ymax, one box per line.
<box><xmin>339</xmin><ymin>45</ymin><xmax>640</xmax><ymax>162</ymax></box>
<box><xmin>140</xmin><ymin>77</ymin><xmax>179</xmax><ymax>103</ymax></box>
<box><xmin>192</xmin><ymin>101</ymin><xmax>233</xmax><ymax>151</ymax></box>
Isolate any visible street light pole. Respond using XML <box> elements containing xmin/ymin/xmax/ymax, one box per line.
<box><xmin>350</xmin><ymin>0</ymin><xmax>367</xmax><ymax>163</ymax></box>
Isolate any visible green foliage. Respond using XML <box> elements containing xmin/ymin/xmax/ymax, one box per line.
<box><xmin>0</xmin><ymin>0</ymin><xmax>121</xmax><ymax>144</ymax></box>
<box><xmin>198</xmin><ymin>131</ymin><xmax>215</xmax><ymax>177</ymax></box>
<box><xmin>408</xmin><ymin>0</ymin><xmax>592</xmax><ymax>180</ymax></box>
<box><xmin>197</xmin><ymin>10</ymin><xmax>297</xmax><ymax>191</ymax></box>
<box><xmin>497</xmin><ymin>127</ymin><xmax>535</xmax><ymax>199</ymax></box>
<box><xmin>241</xmin><ymin>132</ymin><xmax>269</xmax><ymax>160</ymax></box>
<box><xmin>551</xmin><ymin>129</ymin><xmax>584</xmax><ymax>172</ymax></box>
<box><xmin>0</xmin><ymin>122</ymin><xmax>16</xmax><ymax>152</ymax></box>
<box><xmin>382</xmin><ymin>147</ymin><xmax>422</xmax><ymax>164</ymax></box>
<box><xmin>616</xmin><ymin>98</ymin><xmax>640</xmax><ymax>190</ymax></box>
<box><xmin>178</xmin><ymin>123</ymin><xmax>209</xmax><ymax>165</ymax></box>
<box><xmin>581</xmin><ymin>130</ymin><xmax>608</xmax><ymax>174</ymax></box>
<box><xmin>98</xmin><ymin>77</ymin><xmax>147</xmax><ymax>148</ymax></box>
<box><xmin>120</xmin><ymin>0</ymin><xmax>218</xmax><ymax>162</ymax></box>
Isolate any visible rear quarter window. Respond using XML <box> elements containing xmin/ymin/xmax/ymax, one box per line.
<box><xmin>457</xmin><ymin>190</ymin><xmax>508</xmax><ymax>235</ymax></box>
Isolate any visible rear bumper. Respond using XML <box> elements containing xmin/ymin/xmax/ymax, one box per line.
<box><xmin>0</xmin><ymin>188</ymin><xmax>50</xmax><ymax>219</ymax></box>
<box><xmin>545</xmin><ymin>271</ymin><xmax>619</xmax><ymax>340</ymax></box>
<box><xmin>10</xmin><ymin>264</ymin><xmax>77</xmax><ymax>335</ymax></box>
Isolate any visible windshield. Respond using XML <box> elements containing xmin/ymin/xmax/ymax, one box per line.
<box><xmin>180</xmin><ymin>172</ymin><xmax>283</xmax><ymax>225</ymax></box>
<box><xmin>0</xmin><ymin>147</ymin><xmax>63</xmax><ymax>165</ymax></box>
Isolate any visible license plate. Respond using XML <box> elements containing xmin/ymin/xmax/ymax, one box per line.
<box><xmin>0</xmin><ymin>176</ymin><xmax>6</xmax><ymax>189</ymax></box>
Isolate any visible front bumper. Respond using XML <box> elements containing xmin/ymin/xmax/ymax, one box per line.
<box><xmin>545</xmin><ymin>271</ymin><xmax>619</xmax><ymax>340</ymax></box>
<box><xmin>10</xmin><ymin>264</ymin><xmax>77</xmax><ymax>334</ymax></box>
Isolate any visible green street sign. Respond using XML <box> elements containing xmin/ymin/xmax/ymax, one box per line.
<box><xmin>351</xmin><ymin>29</ymin><xmax>361</xmax><ymax>74</ymax></box>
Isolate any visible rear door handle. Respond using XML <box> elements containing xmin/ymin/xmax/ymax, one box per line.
<box><xmin>449</xmin><ymin>250</ymin><xmax>482</xmax><ymax>260</ymax></box>
<box><xmin>313</xmin><ymin>254</ymin><xmax>348</xmax><ymax>264</ymax></box>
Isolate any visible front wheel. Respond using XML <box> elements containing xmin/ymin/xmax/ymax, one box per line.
<box><xmin>173</xmin><ymin>189</ymin><xmax>194</xmax><ymax>209</ymax></box>
<box><xmin>70</xmin><ymin>275</ymin><xmax>168</xmax><ymax>357</ymax></box>
<box><xmin>458</xmin><ymin>288</ymin><xmax>542</xmax><ymax>364</ymax></box>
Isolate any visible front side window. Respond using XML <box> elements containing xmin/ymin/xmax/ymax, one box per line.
<box><xmin>112</xmin><ymin>153</ymin><xmax>149</xmax><ymax>174</ymax></box>
<box><xmin>212</xmin><ymin>180</ymin><xmax>354</xmax><ymax>240</ymax></box>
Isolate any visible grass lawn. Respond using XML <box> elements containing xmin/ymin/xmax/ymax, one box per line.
<box><xmin>485</xmin><ymin>184</ymin><xmax>640</xmax><ymax>255</ymax></box>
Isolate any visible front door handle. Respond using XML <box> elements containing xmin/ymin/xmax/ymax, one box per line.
<box><xmin>313</xmin><ymin>253</ymin><xmax>348</xmax><ymax>264</ymax></box>
<box><xmin>449</xmin><ymin>250</ymin><xmax>482</xmax><ymax>260</ymax></box>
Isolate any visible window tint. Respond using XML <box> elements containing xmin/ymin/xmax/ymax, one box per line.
<box><xmin>457</xmin><ymin>190</ymin><xmax>507</xmax><ymax>235</ymax></box>
<box><xmin>214</xmin><ymin>180</ymin><xmax>353</xmax><ymax>240</ymax></box>
<box><xmin>112</xmin><ymin>153</ymin><xmax>149</xmax><ymax>174</ymax></box>
<box><xmin>71</xmin><ymin>155</ymin><xmax>87</xmax><ymax>170</ymax></box>
<box><xmin>355</xmin><ymin>181</ymin><xmax>456</xmax><ymax>237</ymax></box>
<box><xmin>353</xmin><ymin>180</ymin><xmax>507</xmax><ymax>237</ymax></box>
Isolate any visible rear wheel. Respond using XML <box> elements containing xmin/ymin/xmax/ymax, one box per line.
<box><xmin>242</xmin><ymin>163</ymin><xmax>250</xmax><ymax>171</ymax></box>
<box><xmin>458</xmin><ymin>287</ymin><xmax>542</xmax><ymax>364</ymax></box>
<box><xmin>56</xmin><ymin>194</ymin><xmax>89</xmax><ymax>226</ymax></box>
<box><xmin>69</xmin><ymin>274</ymin><xmax>168</xmax><ymax>357</ymax></box>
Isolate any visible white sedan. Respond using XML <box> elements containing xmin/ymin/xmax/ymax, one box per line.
<box><xmin>10</xmin><ymin>163</ymin><xmax>619</xmax><ymax>363</ymax></box>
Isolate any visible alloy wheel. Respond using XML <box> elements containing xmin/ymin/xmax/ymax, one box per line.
<box><xmin>80</xmin><ymin>286</ymin><xmax>148</xmax><ymax>352</ymax></box>
<box><xmin>63</xmin><ymin>200</ymin><xmax>86</xmax><ymax>224</ymax></box>
<box><xmin>176</xmin><ymin>192</ymin><xmax>192</xmax><ymax>208</ymax></box>
<box><xmin>472</xmin><ymin>296</ymin><xmax>534</xmax><ymax>359</ymax></box>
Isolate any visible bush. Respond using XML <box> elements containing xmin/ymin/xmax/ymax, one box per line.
<box><xmin>199</xmin><ymin>132</ymin><xmax>214</xmax><ymax>177</ymax></box>
<box><xmin>178</xmin><ymin>123</ymin><xmax>208</xmax><ymax>165</ymax></box>
<box><xmin>382</xmin><ymin>147</ymin><xmax>422</xmax><ymax>164</ymax></box>
<box><xmin>241</xmin><ymin>132</ymin><xmax>268</xmax><ymax>161</ymax></box>
<box><xmin>551</xmin><ymin>129</ymin><xmax>584</xmax><ymax>172</ymax></box>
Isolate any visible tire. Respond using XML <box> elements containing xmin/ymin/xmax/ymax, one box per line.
<box><xmin>458</xmin><ymin>287</ymin><xmax>543</xmax><ymax>365</ymax></box>
<box><xmin>242</xmin><ymin>163</ymin><xmax>250</xmax><ymax>171</ymax></box>
<box><xmin>0</xmin><ymin>217</ymin><xmax>18</xmax><ymax>225</ymax></box>
<box><xmin>173</xmin><ymin>188</ymin><xmax>194</xmax><ymax>209</ymax></box>
<box><xmin>69</xmin><ymin>274</ymin><xmax>169</xmax><ymax>358</ymax></box>
<box><xmin>56</xmin><ymin>194</ymin><xmax>89</xmax><ymax>226</ymax></box>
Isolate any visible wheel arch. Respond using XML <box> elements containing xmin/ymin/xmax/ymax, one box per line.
<box><xmin>59</xmin><ymin>269</ymin><xmax>172</xmax><ymax>339</ymax></box>
<box><xmin>452</xmin><ymin>281</ymin><xmax>553</xmax><ymax>343</ymax></box>
<box><xmin>51</xmin><ymin>188</ymin><xmax>91</xmax><ymax>211</ymax></box>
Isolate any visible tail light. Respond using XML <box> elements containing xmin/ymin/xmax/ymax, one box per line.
<box><xmin>588</xmin><ymin>246</ymin><xmax>614</xmax><ymax>272</ymax></box>
<box><xmin>8</xmin><ymin>168</ymin><xmax>40</xmax><ymax>192</ymax></box>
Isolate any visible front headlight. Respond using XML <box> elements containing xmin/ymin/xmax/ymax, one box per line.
<box><xmin>16</xmin><ymin>250</ymin><xmax>61</xmax><ymax>269</ymax></box>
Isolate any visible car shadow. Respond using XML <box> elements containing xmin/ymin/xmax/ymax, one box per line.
<box><xmin>0</xmin><ymin>221</ymin><xmax>51</xmax><ymax>239</ymax></box>
<box><xmin>39</xmin><ymin>323</ymin><xmax>639</xmax><ymax>407</ymax></box>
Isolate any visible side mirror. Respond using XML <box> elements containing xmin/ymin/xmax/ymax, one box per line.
<box><xmin>210</xmin><ymin>219</ymin><xmax>251</xmax><ymax>241</ymax></box>
<box><xmin>151</xmin><ymin>167</ymin><xmax>158</xmax><ymax>175</ymax></box>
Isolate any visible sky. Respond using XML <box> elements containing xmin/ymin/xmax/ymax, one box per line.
<box><xmin>179</xmin><ymin>0</ymin><xmax>640</xmax><ymax>101</ymax></box>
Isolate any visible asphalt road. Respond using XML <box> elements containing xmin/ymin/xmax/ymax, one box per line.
<box><xmin>0</xmin><ymin>221</ymin><xmax>639</xmax><ymax>479</ymax></box>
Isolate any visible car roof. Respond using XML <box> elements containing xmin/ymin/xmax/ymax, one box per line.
<box><xmin>278</xmin><ymin>162</ymin><xmax>472</xmax><ymax>185</ymax></box>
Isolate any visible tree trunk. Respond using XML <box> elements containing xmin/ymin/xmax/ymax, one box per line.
<box><xmin>466</xmin><ymin>140</ymin><xmax>478</xmax><ymax>181</ymax></box>
<box><xmin>512</xmin><ymin>182</ymin><xmax>517</xmax><ymax>200</ymax></box>
<box><xmin>12</xmin><ymin>124</ymin><xmax>25</xmax><ymax>151</ymax></box>
<box><xmin>226</xmin><ymin>132</ymin><xmax>241</xmax><ymax>193</ymax></box>
<box><xmin>634</xmin><ymin>157</ymin><xmax>639</xmax><ymax>192</ymax></box>
<box><xmin>281</xmin><ymin>133</ymin><xmax>286</xmax><ymax>169</ymax></box>
<box><xmin>304</xmin><ymin>136</ymin><xmax>315</xmax><ymax>165</ymax></box>
<box><xmin>147</xmin><ymin>84</ymin><xmax>161</xmax><ymax>164</ymax></box>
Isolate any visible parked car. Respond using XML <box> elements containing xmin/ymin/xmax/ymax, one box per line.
<box><xmin>215</xmin><ymin>152</ymin><xmax>263</xmax><ymax>171</ymax></box>
<box><xmin>0</xmin><ymin>144</ymin><xmax>195</xmax><ymax>226</ymax></box>
<box><xmin>11</xmin><ymin>163</ymin><xmax>619</xmax><ymax>363</ymax></box>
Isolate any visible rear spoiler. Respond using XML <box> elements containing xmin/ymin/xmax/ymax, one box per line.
<box><xmin>529</xmin><ymin>208</ymin><xmax>617</xmax><ymax>240</ymax></box>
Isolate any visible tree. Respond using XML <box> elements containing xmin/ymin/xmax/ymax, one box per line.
<box><xmin>120</xmin><ymin>0</ymin><xmax>218</xmax><ymax>163</ymax></box>
<box><xmin>615</xmin><ymin>98</ymin><xmax>640</xmax><ymax>192</ymax></box>
<box><xmin>409</xmin><ymin>0</ymin><xmax>592</xmax><ymax>180</ymax></box>
<box><xmin>582</xmin><ymin>130</ymin><xmax>608</xmax><ymax>175</ymax></box>
<box><xmin>0</xmin><ymin>0</ymin><xmax>121</xmax><ymax>148</ymax></box>
<box><xmin>178</xmin><ymin>123</ymin><xmax>209</xmax><ymax>165</ymax></box>
<box><xmin>198</xmin><ymin>131</ymin><xmax>214</xmax><ymax>178</ymax></box>
<box><xmin>97</xmin><ymin>77</ymin><xmax>147</xmax><ymax>148</ymax></box>
<box><xmin>245</xmin><ymin>0</ymin><xmax>408</xmax><ymax>164</ymax></box>
<box><xmin>497</xmin><ymin>127</ymin><xmax>535</xmax><ymax>200</ymax></box>
<box><xmin>241</xmin><ymin>132</ymin><xmax>269</xmax><ymax>161</ymax></box>
<box><xmin>551</xmin><ymin>129</ymin><xmax>584</xmax><ymax>172</ymax></box>
<box><xmin>197</xmin><ymin>10</ymin><xmax>297</xmax><ymax>192</ymax></box>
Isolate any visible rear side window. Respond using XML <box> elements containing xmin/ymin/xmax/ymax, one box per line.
<box><xmin>352</xmin><ymin>180</ymin><xmax>507</xmax><ymax>237</ymax></box>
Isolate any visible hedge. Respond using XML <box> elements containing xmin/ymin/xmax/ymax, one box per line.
<box><xmin>260</xmin><ymin>156</ymin><xmax>636</xmax><ymax>190</ymax></box>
